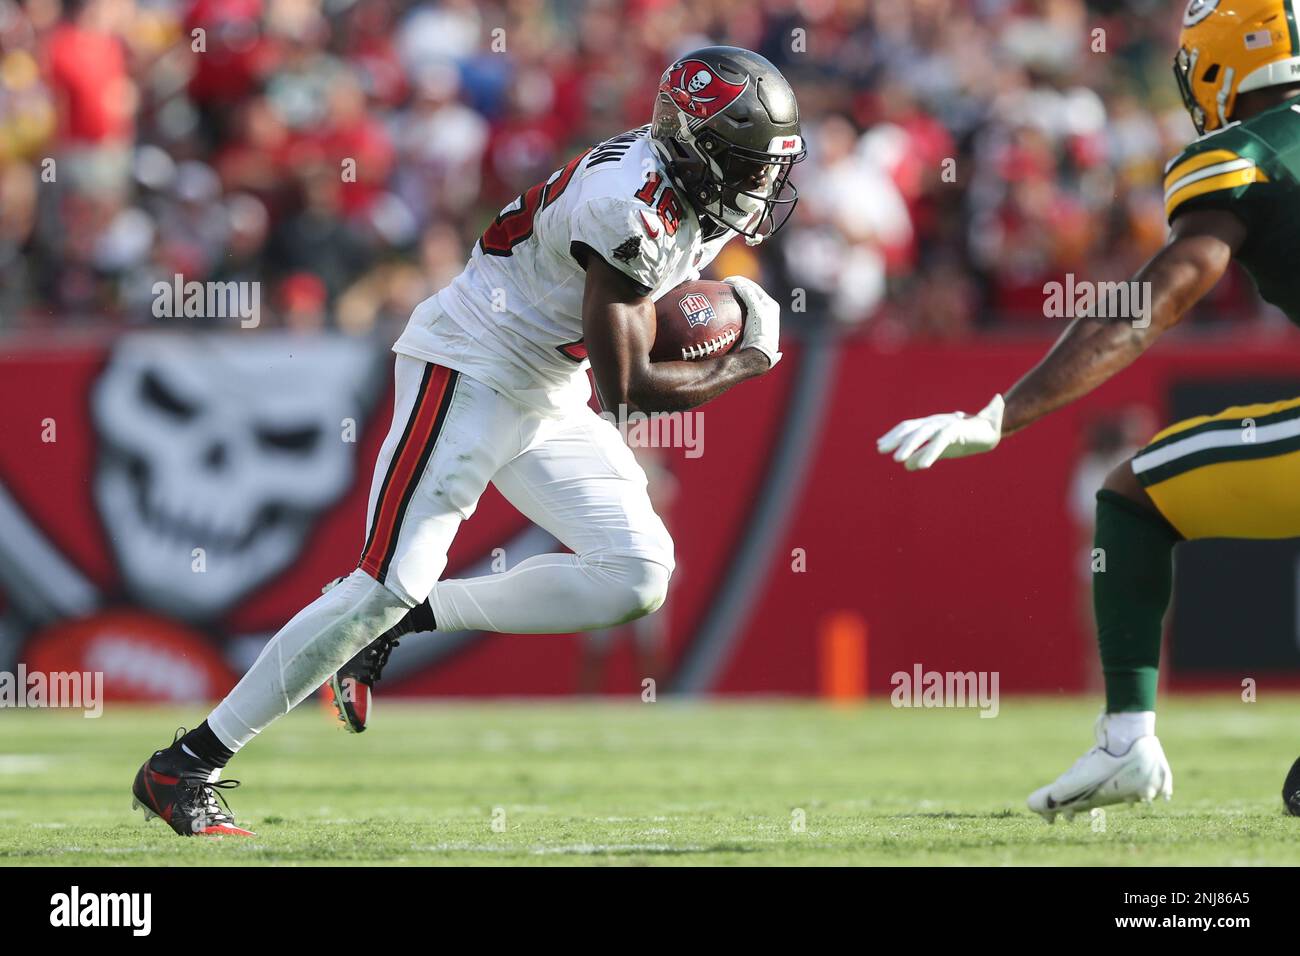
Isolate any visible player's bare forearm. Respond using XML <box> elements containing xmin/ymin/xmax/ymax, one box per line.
<box><xmin>1000</xmin><ymin>209</ymin><xmax>1244</xmax><ymax>436</ymax></box>
<box><xmin>587</xmin><ymin>294</ymin><xmax>769</xmax><ymax>413</ymax></box>
<box><xmin>619</xmin><ymin>347</ymin><xmax>770</xmax><ymax>413</ymax></box>
<box><xmin>1001</xmin><ymin>316</ymin><xmax>1159</xmax><ymax>436</ymax></box>
<box><xmin>580</xmin><ymin>250</ymin><xmax>771</xmax><ymax>414</ymax></box>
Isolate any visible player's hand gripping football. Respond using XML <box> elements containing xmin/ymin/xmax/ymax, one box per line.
<box><xmin>724</xmin><ymin>275</ymin><xmax>781</xmax><ymax>369</ymax></box>
<box><xmin>876</xmin><ymin>394</ymin><xmax>1006</xmax><ymax>470</ymax></box>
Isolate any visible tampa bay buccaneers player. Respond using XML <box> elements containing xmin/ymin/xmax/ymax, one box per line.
<box><xmin>131</xmin><ymin>46</ymin><xmax>805</xmax><ymax>835</ymax></box>
<box><xmin>879</xmin><ymin>0</ymin><xmax>1300</xmax><ymax>821</ymax></box>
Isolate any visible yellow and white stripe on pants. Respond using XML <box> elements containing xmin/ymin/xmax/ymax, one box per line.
<box><xmin>1131</xmin><ymin>395</ymin><xmax>1300</xmax><ymax>540</ymax></box>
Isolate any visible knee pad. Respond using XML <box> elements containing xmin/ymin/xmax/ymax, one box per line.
<box><xmin>588</xmin><ymin>553</ymin><xmax>672</xmax><ymax>622</ymax></box>
<box><xmin>340</xmin><ymin>567</ymin><xmax>413</xmax><ymax>618</ymax></box>
<box><xmin>353</xmin><ymin>564</ymin><xmax>420</xmax><ymax>609</ymax></box>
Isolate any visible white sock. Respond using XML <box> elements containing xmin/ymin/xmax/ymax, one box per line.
<box><xmin>1103</xmin><ymin>711</ymin><xmax>1156</xmax><ymax>754</ymax></box>
<box><xmin>207</xmin><ymin>569</ymin><xmax>410</xmax><ymax>750</ymax></box>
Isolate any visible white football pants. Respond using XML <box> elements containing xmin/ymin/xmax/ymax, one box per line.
<box><xmin>208</xmin><ymin>356</ymin><xmax>674</xmax><ymax>749</ymax></box>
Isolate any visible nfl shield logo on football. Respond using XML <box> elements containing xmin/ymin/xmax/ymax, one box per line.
<box><xmin>679</xmin><ymin>292</ymin><xmax>715</xmax><ymax>328</ymax></box>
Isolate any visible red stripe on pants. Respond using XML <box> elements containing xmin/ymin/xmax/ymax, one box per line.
<box><xmin>359</xmin><ymin>364</ymin><xmax>454</xmax><ymax>579</ymax></box>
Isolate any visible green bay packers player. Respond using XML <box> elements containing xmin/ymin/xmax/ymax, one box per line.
<box><xmin>878</xmin><ymin>0</ymin><xmax>1300</xmax><ymax>820</ymax></box>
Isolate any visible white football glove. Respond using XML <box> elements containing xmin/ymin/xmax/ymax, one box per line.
<box><xmin>876</xmin><ymin>394</ymin><xmax>1005</xmax><ymax>471</ymax></box>
<box><xmin>724</xmin><ymin>275</ymin><xmax>781</xmax><ymax>369</ymax></box>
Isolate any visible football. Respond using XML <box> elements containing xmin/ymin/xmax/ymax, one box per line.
<box><xmin>650</xmin><ymin>280</ymin><xmax>745</xmax><ymax>362</ymax></box>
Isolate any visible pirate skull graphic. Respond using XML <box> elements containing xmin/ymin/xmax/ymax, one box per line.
<box><xmin>662</xmin><ymin>59</ymin><xmax>749</xmax><ymax>121</ymax></box>
<box><xmin>91</xmin><ymin>334</ymin><xmax>380</xmax><ymax>620</ymax></box>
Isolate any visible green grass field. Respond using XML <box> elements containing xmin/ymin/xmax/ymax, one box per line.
<box><xmin>1</xmin><ymin>695</ymin><xmax>1298</xmax><ymax>866</ymax></box>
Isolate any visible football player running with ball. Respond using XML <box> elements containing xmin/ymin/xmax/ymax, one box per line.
<box><xmin>879</xmin><ymin>0</ymin><xmax>1300</xmax><ymax>822</ymax></box>
<box><xmin>131</xmin><ymin>47</ymin><xmax>804</xmax><ymax>836</ymax></box>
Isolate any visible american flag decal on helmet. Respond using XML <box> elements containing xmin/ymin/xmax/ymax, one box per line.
<box><xmin>1244</xmin><ymin>29</ymin><xmax>1273</xmax><ymax>50</ymax></box>
<box><xmin>679</xmin><ymin>292</ymin><xmax>716</xmax><ymax>328</ymax></box>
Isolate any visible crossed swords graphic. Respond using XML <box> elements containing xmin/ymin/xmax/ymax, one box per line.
<box><xmin>0</xmin><ymin>476</ymin><xmax>557</xmax><ymax>683</ymax></box>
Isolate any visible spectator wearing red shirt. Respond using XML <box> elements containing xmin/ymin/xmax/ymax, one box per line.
<box><xmin>184</xmin><ymin>0</ymin><xmax>278</xmax><ymax>144</ymax></box>
<box><xmin>43</xmin><ymin>0</ymin><xmax>134</xmax><ymax>195</ymax></box>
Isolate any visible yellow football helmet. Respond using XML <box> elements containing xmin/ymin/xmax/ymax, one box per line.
<box><xmin>1174</xmin><ymin>0</ymin><xmax>1300</xmax><ymax>134</ymax></box>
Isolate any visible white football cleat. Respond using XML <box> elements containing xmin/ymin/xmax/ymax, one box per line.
<box><xmin>1027</xmin><ymin>717</ymin><xmax>1173</xmax><ymax>823</ymax></box>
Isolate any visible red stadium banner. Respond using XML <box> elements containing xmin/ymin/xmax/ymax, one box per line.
<box><xmin>2</xmin><ymin>331</ymin><xmax>1299</xmax><ymax>701</ymax></box>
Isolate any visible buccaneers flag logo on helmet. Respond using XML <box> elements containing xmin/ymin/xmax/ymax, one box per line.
<box><xmin>660</xmin><ymin>59</ymin><xmax>749</xmax><ymax>124</ymax></box>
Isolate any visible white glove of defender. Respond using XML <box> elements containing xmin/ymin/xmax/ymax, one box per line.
<box><xmin>724</xmin><ymin>275</ymin><xmax>781</xmax><ymax>369</ymax></box>
<box><xmin>876</xmin><ymin>394</ymin><xmax>1006</xmax><ymax>471</ymax></box>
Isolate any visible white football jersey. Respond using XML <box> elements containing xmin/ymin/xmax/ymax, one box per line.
<box><xmin>393</xmin><ymin>126</ymin><xmax>734</xmax><ymax>413</ymax></box>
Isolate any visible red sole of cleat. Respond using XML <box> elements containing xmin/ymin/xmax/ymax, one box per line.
<box><xmin>198</xmin><ymin>825</ymin><xmax>256</xmax><ymax>837</ymax></box>
<box><xmin>326</xmin><ymin>675</ymin><xmax>367</xmax><ymax>733</ymax></box>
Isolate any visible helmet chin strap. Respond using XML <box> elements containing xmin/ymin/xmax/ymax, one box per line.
<box><xmin>734</xmin><ymin>192</ymin><xmax>768</xmax><ymax>245</ymax></box>
<box><xmin>1216</xmin><ymin>65</ymin><xmax>1236</xmax><ymax>129</ymax></box>
<box><xmin>700</xmin><ymin>205</ymin><xmax>764</xmax><ymax>244</ymax></box>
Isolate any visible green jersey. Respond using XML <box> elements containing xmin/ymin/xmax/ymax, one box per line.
<box><xmin>1164</xmin><ymin>95</ymin><xmax>1300</xmax><ymax>323</ymax></box>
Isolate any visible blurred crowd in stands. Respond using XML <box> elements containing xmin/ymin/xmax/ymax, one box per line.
<box><xmin>0</xmin><ymin>0</ymin><xmax>1287</xmax><ymax>336</ymax></box>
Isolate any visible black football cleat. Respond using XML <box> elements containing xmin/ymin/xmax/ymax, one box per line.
<box><xmin>327</xmin><ymin>633</ymin><xmax>400</xmax><ymax>734</ymax></box>
<box><xmin>1282</xmin><ymin>757</ymin><xmax>1300</xmax><ymax>816</ymax></box>
<box><xmin>321</xmin><ymin>576</ymin><xmax>435</xmax><ymax>733</ymax></box>
<box><xmin>131</xmin><ymin>730</ymin><xmax>254</xmax><ymax>837</ymax></box>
